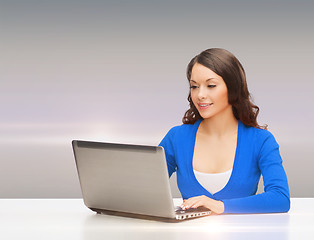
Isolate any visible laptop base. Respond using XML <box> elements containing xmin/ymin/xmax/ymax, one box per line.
<box><xmin>90</xmin><ymin>207</ymin><xmax>211</xmax><ymax>222</ymax></box>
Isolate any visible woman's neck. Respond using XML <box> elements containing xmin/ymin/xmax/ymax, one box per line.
<box><xmin>200</xmin><ymin>107</ymin><xmax>238</xmax><ymax>138</ymax></box>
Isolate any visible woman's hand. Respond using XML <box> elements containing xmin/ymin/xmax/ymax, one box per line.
<box><xmin>180</xmin><ymin>195</ymin><xmax>225</xmax><ymax>214</ymax></box>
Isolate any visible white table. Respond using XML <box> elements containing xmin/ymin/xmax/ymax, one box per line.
<box><xmin>0</xmin><ymin>198</ymin><xmax>313</xmax><ymax>239</ymax></box>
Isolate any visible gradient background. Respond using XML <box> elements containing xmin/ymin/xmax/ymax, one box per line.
<box><xmin>1</xmin><ymin>0</ymin><xmax>313</xmax><ymax>198</ymax></box>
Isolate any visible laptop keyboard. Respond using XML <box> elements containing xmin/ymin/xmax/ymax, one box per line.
<box><xmin>175</xmin><ymin>206</ymin><xmax>210</xmax><ymax>213</ymax></box>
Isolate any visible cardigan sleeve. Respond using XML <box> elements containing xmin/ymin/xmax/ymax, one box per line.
<box><xmin>158</xmin><ymin>127</ymin><xmax>178</xmax><ymax>178</ymax></box>
<box><xmin>222</xmin><ymin>132</ymin><xmax>290</xmax><ymax>214</ymax></box>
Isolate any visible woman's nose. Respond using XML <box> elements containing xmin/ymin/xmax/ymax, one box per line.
<box><xmin>198</xmin><ymin>86</ymin><xmax>207</xmax><ymax>99</ymax></box>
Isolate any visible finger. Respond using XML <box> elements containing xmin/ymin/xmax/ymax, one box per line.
<box><xmin>190</xmin><ymin>201</ymin><xmax>201</xmax><ymax>208</ymax></box>
<box><xmin>182</xmin><ymin>199</ymin><xmax>198</xmax><ymax>209</ymax></box>
<box><xmin>181</xmin><ymin>200</ymin><xmax>188</xmax><ymax>208</ymax></box>
<box><xmin>181</xmin><ymin>196</ymin><xmax>206</xmax><ymax>209</ymax></box>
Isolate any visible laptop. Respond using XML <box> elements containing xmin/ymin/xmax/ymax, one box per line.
<box><xmin>72</xmin><ymin>140</ymin><xmax>211</xmax><ymax>221</ymax></box>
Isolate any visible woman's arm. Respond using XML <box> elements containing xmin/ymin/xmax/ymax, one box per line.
<box><xmin>222</xmin><ymin>133</ymin><xmax>290</xmax><ymax>214</ymax></box>
<box><xmin>158</xmin><ymin>126</ymin><xmax>178</xmax><ymax>177</ymax></box>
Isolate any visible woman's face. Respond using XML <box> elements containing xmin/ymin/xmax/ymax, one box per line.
<box><xmin>190</xmin><ymin>63</ymin><xmax>231</xmax><ymax>120</ymax></box>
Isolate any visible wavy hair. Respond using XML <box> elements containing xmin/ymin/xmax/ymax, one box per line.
<box><xmin>182</xmin><ymin>48</ymin><xmax>267</xmax><ymax>130</ymax></box>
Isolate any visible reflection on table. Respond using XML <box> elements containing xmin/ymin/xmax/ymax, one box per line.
<box><xmin>0</xmin><ymin>198</ymin><xmax>313</xmax><ymax>240</ymax></box>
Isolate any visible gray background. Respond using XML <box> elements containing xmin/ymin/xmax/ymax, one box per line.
<box><xmin>1</xmin><ymin>0</ymin><xmax>313</xmax><ymax>198</ymax></box>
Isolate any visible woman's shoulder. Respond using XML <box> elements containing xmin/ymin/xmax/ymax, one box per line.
<box><xmin>166</xmin><ymin>122</ymin><xmax>195</xmax><ymax>133</ymax></box>
<box><xmin>162</xmin><ymin>121</ymin><xmax>199</xmax><ymax>138</ymax></box>
<box><xmin>241</xmin><ymin>121</ymin><xmax>278</xmax><ymax>145</ymax></box>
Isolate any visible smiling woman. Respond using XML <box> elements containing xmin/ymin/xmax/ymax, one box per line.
<box><xmin>189</xmin><ymin>63</ymin><xmax>229</xmax><ymax>122</ymax></box>
<box><xmin>183</xmin><ymin>48</ymin><xmax>265</xmax><ymax>129</ymax></box>
<box><xmin>159</xmin><ymin>48</ymin><xmax>290</xmax><ymax>214</ymax></box>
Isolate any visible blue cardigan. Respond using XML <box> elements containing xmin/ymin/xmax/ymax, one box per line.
<box><xmin>158</xmin><ymin>119</ymin><xmax>290</xmax><ymax>214</ymax></box>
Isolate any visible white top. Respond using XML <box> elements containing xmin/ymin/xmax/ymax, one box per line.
<box><xmin>193</xmin><ymin>169</ymin><xmax>232</xmax><ymax>195</ymax></box>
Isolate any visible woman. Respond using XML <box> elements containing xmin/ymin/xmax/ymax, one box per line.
<box><xmin>158</xmin><ymin>48</ymin><xmax>290</xmax><ymax>214</ymax></box>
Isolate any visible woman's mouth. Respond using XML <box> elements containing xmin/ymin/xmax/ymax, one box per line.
<box><xmin>198</xmin><ymin>103</ymin><xmax>213</xmax><ymax>110</ymax></box>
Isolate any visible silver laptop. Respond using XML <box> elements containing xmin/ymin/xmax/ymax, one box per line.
<box><xmin>72</xmin><ymin>140</ymin><xmax>211</xmax><ymax>221</ymax></box>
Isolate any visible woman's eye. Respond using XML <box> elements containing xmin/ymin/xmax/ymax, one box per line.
<box><xmin>190</xmin><ymin>86</ymin><xmax>197</xmax><ymax>89</ymax></box>
<box><xmin>208</xmin><ymin>85</ymin><xmax>216</xmax><ymax>88</ymax></box>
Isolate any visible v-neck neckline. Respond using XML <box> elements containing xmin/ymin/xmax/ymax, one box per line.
<box><xmin>190</xmin><ymin>119</ymin><xmax>242</xmax><ymax>197</ymax></box>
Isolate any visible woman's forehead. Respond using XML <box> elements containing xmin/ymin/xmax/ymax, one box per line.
<box><xmin>190</xmin><ymin>64</ymin><xmax>222</xmax><ymax>83</ymax></box>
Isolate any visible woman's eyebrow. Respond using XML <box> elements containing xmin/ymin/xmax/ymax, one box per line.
<box><xmin>190</xmin><ymin>78</ymin><xmax>217</xmax><ymax>83</ymax></box>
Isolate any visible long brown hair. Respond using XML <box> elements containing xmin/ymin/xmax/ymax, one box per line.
<box><xmin>182</xmin><ymin>48</ymin><xmax>267</xmax><ymax>130</ymax></box>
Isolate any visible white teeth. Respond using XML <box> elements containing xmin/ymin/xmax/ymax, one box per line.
<box><xmin>200</xmin><ymin>104</ymin><xmax>210</xmax><ymax>107</ymax></box>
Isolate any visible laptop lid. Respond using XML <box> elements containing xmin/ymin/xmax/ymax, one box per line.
<box><xmin>72</xmin><ymin>140</ymin><xmax>176</xmax><ymax>219</ymax></box>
